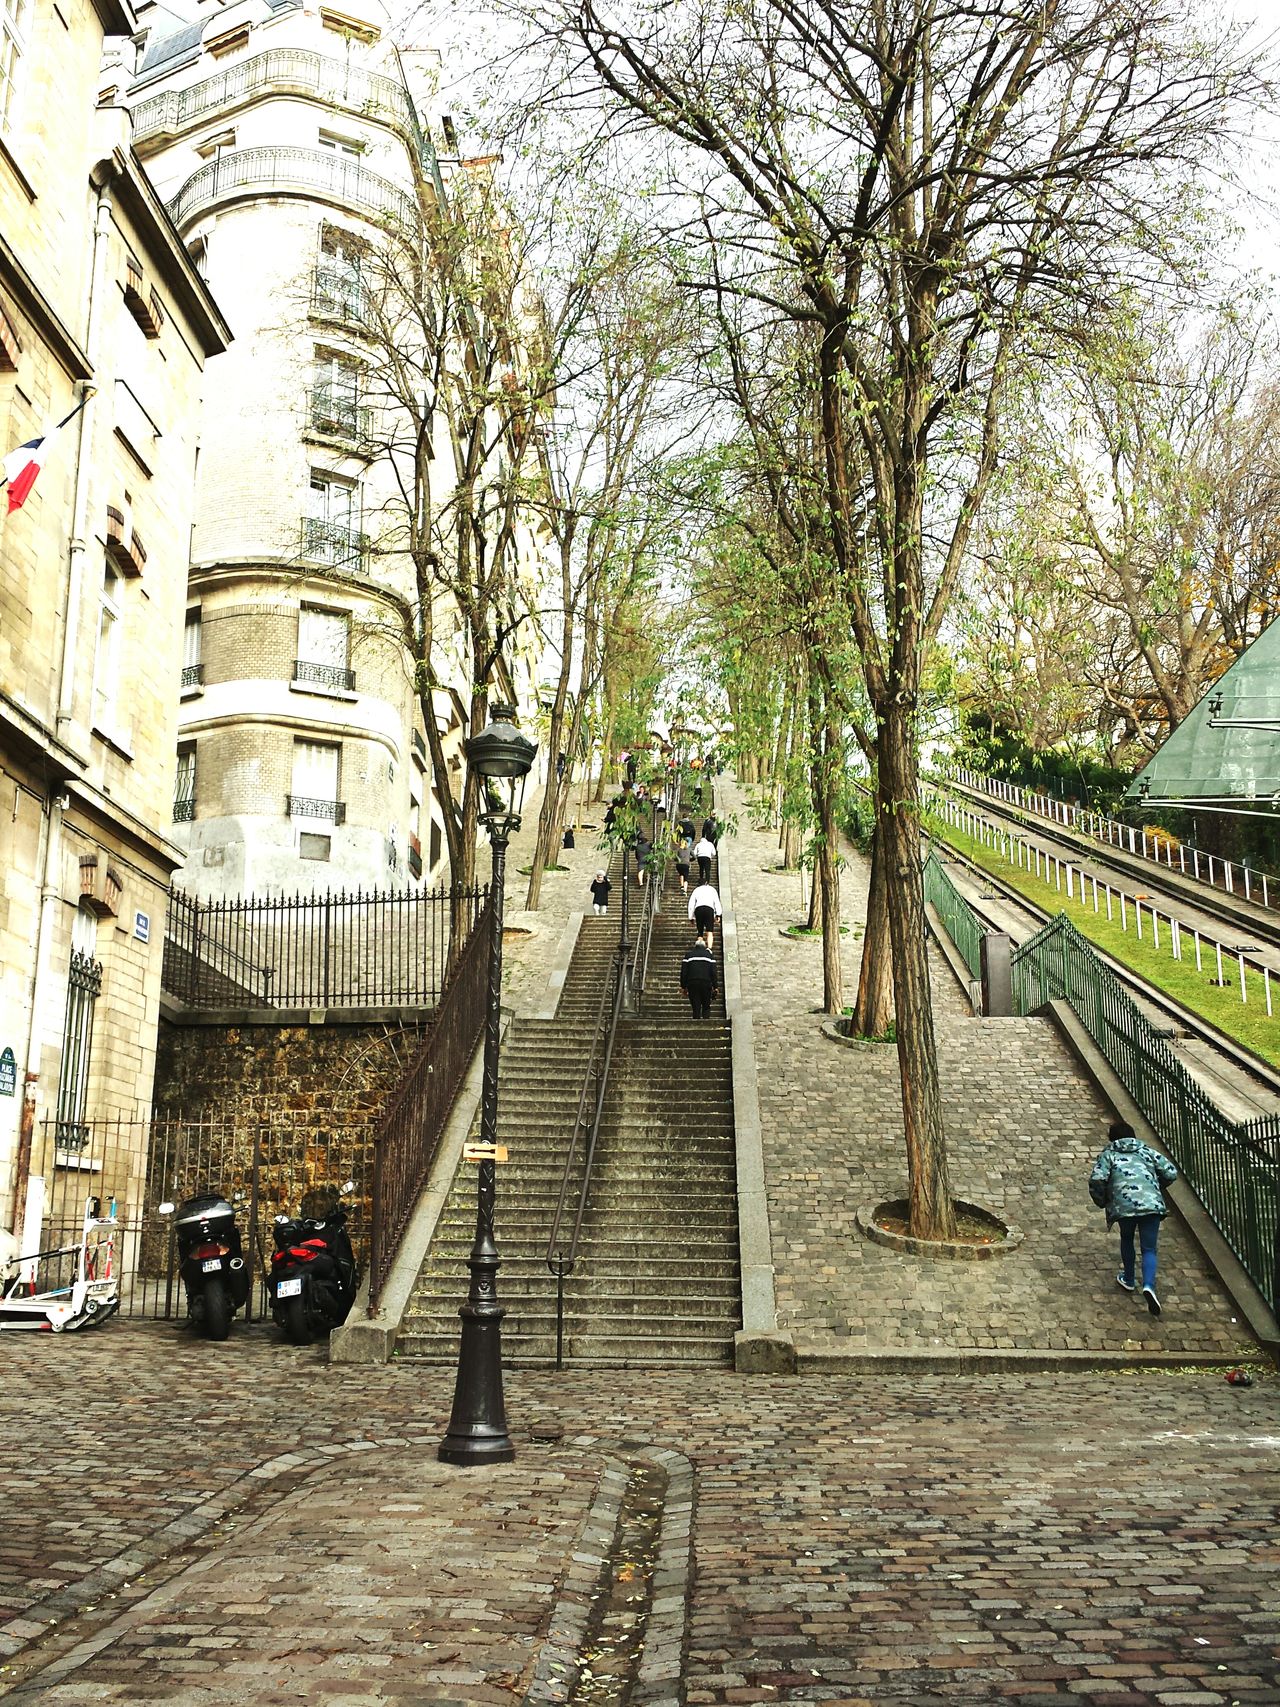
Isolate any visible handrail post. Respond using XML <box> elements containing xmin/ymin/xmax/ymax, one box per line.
<box><xmin>555</xmin><ymin>1257</ymin><xmax>565</xmax><ymax>1370</ymax></box>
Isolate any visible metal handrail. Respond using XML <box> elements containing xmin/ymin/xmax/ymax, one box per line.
<box><xmin>631</xmin><ymin>854</ymin><xmax>665</xmax><ymax>1003</ymax></box>
<box><xmin>545</xmin><ymin>937</ymin><xmax>627</xmax><ymax>1367</ymax></box>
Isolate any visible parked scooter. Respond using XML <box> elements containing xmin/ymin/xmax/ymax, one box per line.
<box><xmin>269</xmin><ymin>1183</ymin><xmax>358</xmax><ymax>1345</ymax></box>
<box><xmin>161</xmin><ymin>1192</ymin><xmax>250</xmax><ymax>1341</ymax></box>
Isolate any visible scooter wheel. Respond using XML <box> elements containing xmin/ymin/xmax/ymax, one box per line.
<box><xmin>203</xmin><ymin>1276</ymin><xmax>232</xmax><ymax>1341</ymax></box>
<box><xmin>279</xmin><ymin>1294</ymin><xmax>311</xmax><ymax>1345</ymax></box>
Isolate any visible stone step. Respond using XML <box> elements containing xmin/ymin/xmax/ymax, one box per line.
<box><xmin>395</xmin><ymin>1333</ymin><xmax>734</xmax><ymax>1366</ymax></box>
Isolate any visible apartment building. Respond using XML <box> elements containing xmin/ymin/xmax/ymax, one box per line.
<box><xmin>122</xmin><ymin>0</ymin><xmax>548</xmax><ymax>902</ymax></box>
<box><xmin>0</xmin><ymin>0</ymin><xmax>229</xmax><ymax>1242</ymax></box>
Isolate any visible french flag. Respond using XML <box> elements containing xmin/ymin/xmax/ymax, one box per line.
<box><xmin>2</xmin><ymin>430</ymin><xmax>50</xmax><ymax>512</ymax></box>
<box><xmin>2</xmin><ymin>400</ymin><xmax>87</xmax><ymax>513</ymax></box>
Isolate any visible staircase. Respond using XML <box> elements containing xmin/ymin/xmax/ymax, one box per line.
<box><xmin>398</xmin><ymin>834</ymin><xmax>741</xmax><ymax>1366</ymax></box>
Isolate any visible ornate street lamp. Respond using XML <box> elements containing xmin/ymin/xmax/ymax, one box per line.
<box><xmin>439</xmin><ymin>703</ymin><xmax>536</xmax><ymax>1467</ymax></box>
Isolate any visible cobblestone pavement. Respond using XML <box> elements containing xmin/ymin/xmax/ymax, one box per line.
<box><xmin>0</xmin><ymin>1332</ymin><xmax>1277</xmax><ymax>1704</ymax></box>
<box><xmin>719</xmin><ymin>784</ymin><xmax>1256</xmax><ymax>1360</ymax></box>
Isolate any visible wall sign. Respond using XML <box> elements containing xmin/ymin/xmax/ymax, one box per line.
<box><xmin>0</xmin><ymin>1047</ymin><xmax>16</xmax><ymax>1097</ymax></box>
<box><xmin>134</xmin><ymin>911</ymin><xmax>150</xmax><ymax>943</ymax></box>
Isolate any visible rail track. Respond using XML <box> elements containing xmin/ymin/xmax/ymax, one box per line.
<box><xmin>926</xmin><ymin>795</ymin><xmax>1280</xmax><ymax>1125</ymax></box>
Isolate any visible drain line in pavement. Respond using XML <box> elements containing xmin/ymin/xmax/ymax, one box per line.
<box><xmin>568</xmin><ymin>1459</ymin><xmax>666</xmax><ymax>1703</ymax></box>
<box><xmin>524</xmin><ymin>1442</ymin><xmax>694</xmax><ymax>1707</ymax></box>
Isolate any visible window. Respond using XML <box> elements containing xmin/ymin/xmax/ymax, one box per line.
<box><xmin>295</xmin><ymin>604</ymin><xmax>353</xmax><ymax>692</ymax></box>
<box><xmin>54</xmin><ymin>909</ymin><xmax>102</xmax><ymax>1155</ymax></box>
<box><xmin>205</xmin><ymin>25</ymin><xmax>249</xmax><ymax>58</ymax></box>
<box><xmin>311</xmin><ymin>351</ymin><xmax>361</xmax><ymax>437</ymax></box>
<box><xmin>315</xmin><ymin>226</ymin><xmax>364</xmax><ymax>320</ymax></box>
<box><xmin>318</xmin><ymin>129</ymin><xmax>363</xmax><ymax>157</ymax></box>
<box><xmin>186</xmin><ymin>237</ymin><xmax>209</xmax><ymax>279</ymax></box>
<box><xmin>93</xmin><ymin>566</ymin><xmax>123</xmax><ymax>735</ymax></box>
<box><xmin>304</xmin><ymin>473</ymin><xmax>365</xmax><ymax>572</ymax></box>
<box><xmin>173</xmin><ymin>743</ymin><xmax>196</xmax><ymax>821</ymax></box>
<box><xmin>182</xmin><ymin>607</ymin><xmax>202</xmax><ymax>688</ymax></box>
<box><xmin>1</xmin><ymin>0</ymin><xmax>28</xmax><ymax>132</ymax></box>
<box><xmin>289</xmin><ymin>739</ymin><xmax>344</xmax><ymax>822</ymax></box>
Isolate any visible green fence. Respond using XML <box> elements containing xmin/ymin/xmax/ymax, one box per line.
<box><xmin>921</xmin><ymin>851</ymin><xmax>1278</xmax><ymax>1312</ymax></box>
<box><xmin>922</xmin><ymin>852</ymin><xmax>984</xmax><ymax>981</ymax></box>
<box><xmin>1012</xmin><ymin>912</ymin><xmax>1278</xmax><ymax>1312</ymax></box>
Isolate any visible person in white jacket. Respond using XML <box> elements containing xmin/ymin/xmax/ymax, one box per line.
<box><xmin>693</xmin><ymin>834</ymin><xmax>716</xmax><ymax>883</ymax></box>
<box><xmin>688</xmin><ymin>881</ymin><xmax>722</xmax><ymax>946</ymax></box>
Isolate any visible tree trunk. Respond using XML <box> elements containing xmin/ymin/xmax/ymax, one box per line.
<box><xmin>879</xmin><ymin>703</ymin><xmax>955</xmax><ymax>1238</ymax></box>
<box><xmin>853</xmin><ymin>805</ymin><xmax>893</xmax><ymax>1038</ymax></box>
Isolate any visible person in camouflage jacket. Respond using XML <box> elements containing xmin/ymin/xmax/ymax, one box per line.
<box><xmin>1089</xmin><ymin>1122</ymin><xmax>1178</xmax><ymax>1317</ymax></box>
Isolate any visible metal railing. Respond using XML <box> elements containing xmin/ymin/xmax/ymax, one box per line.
<box><xmin>300</xmin><ymin>516</ymin><xmax>369</xmax><ymax>574</ymax></box>
<box><xmin>367</xmin><ymin>892</ymin><xmax>491</xmax><ymax>1311</ymax></box>
<box><xmin>631</xmin><ymin>851</ymin><xmax>665</xmax><ymax>1005</ymax></box>
<box><xmin>287</xmin><ymin>793</ymin><xmax>347</xmax><ymax>825</ymax></box>
<box><xmin>546</xmin><ymin>939</ymin><xmax>626</xmax><ymax>1367</ymax></box>
<box><xmin>162</xmin><ymin>881</ymin><xmax>485</xmax><ymax>1011</ymax></box>
<box><xmin>951</xmin><ymin>765</ymin><xmax>1278</xmax><ymax>914</ymax></box>
<box><xmin>293</xmin><ymin>659</ymin><xmax>356</xmax><ymax>693</ymax></box>
<box><xmin>1011</xmin><ymin>912</ymin><xmax>1279</xmax><ymax>1311</ymax></box>
<box><xmin>307</xmin><ymin>385</ymin><xmax>374</xmax><ymax>447</ymax></box>
<box><xmin>167</xmin><ymin>145</ymin><xmax>415</xmax><ymax>232</ymax></box>
<box><xmin>922</xmin><ymin>851</ymin><xmax>984</xmax><ymax>981</ymax></box>
<box><xmin>180</xmin><ymin>663</ymin><xmax>203</xmax><ymax>689</ymax></box>
<box><xmin>172</xmin><ymin>791</ymin><xmax>195</xmax><ymax>823</ymax></box>
<box><xmin>132</xmin><ymin>48</ymin><xmax>415</xmax><ymax>146</ymax></box>
<box><xmin>311</xmin><ymin>265</ymin><xmax>367</xmax><ymax>324</ymax></box>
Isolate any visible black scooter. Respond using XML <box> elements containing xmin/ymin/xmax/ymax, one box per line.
<box><xmin>164</xmin><ymin>1192</ymin><xmax>251</xmax><ymax>1341</ymax></box>
<box><xmin>269</xmin><ymin>1185</ymin><xmax>358</xmax><ymax>1345</ymax></box>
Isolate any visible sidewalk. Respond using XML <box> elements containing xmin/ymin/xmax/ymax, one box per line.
<box><xmin>2</xmin><ymin>1330</ymin><xmax>1278</xmax><ymax>1704</ymax></box>
<box><xmin>719</xmin><ymin>781</ymin><xmax>1256</xmax><ymax>1362</ymax></box>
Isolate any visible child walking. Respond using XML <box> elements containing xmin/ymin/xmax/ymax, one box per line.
<box><xmin>589</xmin><ymin>869</ymin><xmax>612</xmax><ymax>915</ymax></box>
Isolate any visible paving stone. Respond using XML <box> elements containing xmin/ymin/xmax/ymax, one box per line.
<box><xmin>720</xmin><ymin>781</ymin><xmax>1259</xmax><ymax>1359</ymax></box>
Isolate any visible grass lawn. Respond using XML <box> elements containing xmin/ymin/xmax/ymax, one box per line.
<box><xmin>935</xmin><ymin>818</ymin><xmax>1280</xmax><ymax>1071</ymax></box>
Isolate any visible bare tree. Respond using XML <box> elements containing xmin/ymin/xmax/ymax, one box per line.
<box><xmin>502</xmin><ymin>0</ymin><xmax>1262</xmax><ymax>1235</ymax></box>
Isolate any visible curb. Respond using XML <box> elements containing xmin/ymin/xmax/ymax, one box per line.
<box><xmin>717</xmin><ymin>811</ymin><xmax>797</xmax><ymax>1376</ymax></box>
<box><xmin>796</xmin><ymin>1347</ymin><xmax>1260</xmax><ymax>1374</ymax></box>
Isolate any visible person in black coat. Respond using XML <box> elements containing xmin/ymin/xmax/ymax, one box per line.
<box><xmin>679</xmin><ymin>936</ymin><xmax>718</xmax><ymax>1020</ymax></box>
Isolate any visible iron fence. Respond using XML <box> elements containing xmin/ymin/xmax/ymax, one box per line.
<box><xmin>162</xmin><ymin>882</ymin><xmax>486</xmax><ymax>1011</ymax></box>
<box><xmin>24</xmin><ymin>1111</ymin><xmax>377</xmax><ymax>1323</ymax></box>
<box><xmin>367</xmin><ymin>892</ymin><xmax>491</xmax><ymax>1311</ymax></box>
<box><xmin>922</xmin><ymin>851</ymin><xmax>984</xmax><ymax>980</ymax></box>
<box><xmin>1012</xmin><ymin>913</ymin><xmax>1279</xmax><ymax>1311</ymax></box>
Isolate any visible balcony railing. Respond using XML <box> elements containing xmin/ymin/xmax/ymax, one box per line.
<box><xmin>293</xmin><ymin>658</ymin><xmax>356</xmax><ymax>693</ymax></box>
<box><xmin>300</xmin><ymin>516</ymin><xmax>369</xmax><ymax>575</ymax></box>
<box><xmin>132</xmin><ymin>48</ymin><xmax>414</xmax><ymax>147</ymax></box>
<box><xmin>173</xmin><ymin>792</ymin><xmax>196</xmax><ymax>823</ymax></box>
<box><xmin>311</xmin><ymin>266</ymin><xmax>367</xmax><ymax>326</ymax></box>
<box><xmin>181</xmin><ymin>662</ymin><xmax>204</xmax><ymax>689</ymax></box>
<box><xmin>287</xmin><ymin>794</ymin><xmax>347</xmax><ymax>825</ymax></box>
<box><xmin>307</xmin><ymin>385</ymin><xmax>374</xmax><ymax>447</ymax></box>
<box><xmin>167</xmin><ymin>146</ymin><xmax>415</xmax><ymax>233</ymax></box>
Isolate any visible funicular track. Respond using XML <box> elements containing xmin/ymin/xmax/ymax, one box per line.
<box><xmin>925</xmin><ymin>798</ymin><xmax>1280</xmax><ymax>1124</ymax></box>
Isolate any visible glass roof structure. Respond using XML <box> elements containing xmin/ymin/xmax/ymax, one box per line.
<box><xmin>1124</xmin><ymin>618</ymin><xmax>1280</xmax><ymax>815</ymax></box>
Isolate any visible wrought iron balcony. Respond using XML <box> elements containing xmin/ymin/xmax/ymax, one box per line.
<box><xmin>293</xmin><ymin>658</ymin><xmax>356</xmax><ymax>693</ymax></box>
<box><xmin>311</xmin><ymin>266</ymin><xmax>367</xmax><ymax>326</ymax></box>
<box><xmin>166</xmin><ymin>146</ymin><xmax>415</xmax><ymax>233</ymax></box>
<box><xmin>307</xmin><ymin>385</ymin><xmax>374</xmax><ymax>447</ymax></box>
<box><xmin>172</xmin><ymin>792</ymin><xmax>196</xmax><ymax>823</ymax></box>
<box><xmin>287</xmin><ymin>794</ymin><xmax>347</xmax><ymax>825</ymax></box>
<box><xmin>300</xmin><ymin>516</ymin><xmax>369</xmax><ymax>575</ymax></box>
<box><xmin>408</xmin><ymin>838</ymin><xmax>422</xmax><ymax>879</ymax></box>
<box><xmin>132</xmin><ymin>48</ymin><xmax>413</xmax><ymax>147</ymax></box>
<box><xmin>181</xmin><ymin>662</ymin><xmax>204</xmax><ymax>689</ymax></box>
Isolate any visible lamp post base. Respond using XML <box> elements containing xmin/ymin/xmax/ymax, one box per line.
<box><xmin>438</xmin><ymin>1297</ymin><xmax>515</xmax><ymax>1465</ymax></box>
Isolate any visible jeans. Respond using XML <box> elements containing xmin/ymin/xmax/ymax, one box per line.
<box><xmin>686</xmin><ymin>984</ymin><xmax>713</xmax><ymax>1020</ymax></box>
<box><xmin>1119</xmin><ymin>1214</ymin><xmax>1160</xmax><ymax>1290</ymax></box>
<box><xmin>697</xmin><ymin>856</ymin><xmax>711</xmax><ymax>882</ymax></box>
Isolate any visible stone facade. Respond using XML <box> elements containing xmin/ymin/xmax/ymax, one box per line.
<box><xmin>0</xmin><ymin>0</ymin><xmax>230</xmax><ymax>1244</ymax></box>
<box><xmin>123</xmin><ymin>0</ymin><xmax>549</xmax><ymax>901</ymax></box>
